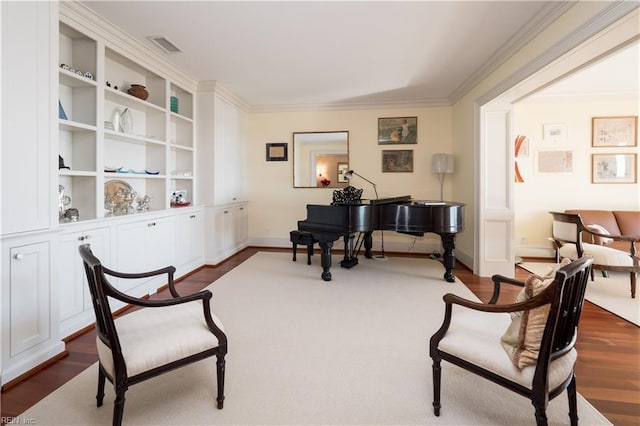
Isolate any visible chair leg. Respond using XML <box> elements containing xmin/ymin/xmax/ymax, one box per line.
<box><xmin>292</xmin><ymin>242</ymin><xmax>298</xmax><ymax>262</ymax></box>
<box><xmin>113</xmin><ymin>387</ymin><xmax>126</xmax><ymax>426</ymax></box>
<box><xmin>567</xmin><ymin>375</ymin><xmax>579</xmax><ymax>426</ymax></box>
<box><xmin>96</xmin><ymin>368</ymin><xmax>106</xmax><ymax>407</ymax></box>
<box><xmin>216</xmin><ymin>353</ymin><xmax>226</xmax><ymax>409</ymax></box>
<box><xmin>432</xmin><ymin>357</ymin><xmax>442</xmax><ymax>416</ymax></box>
<box><xmin>630</xmin><ymin>272</ymin><xmax>637</xmax><ymax>299</ymax></box>
<box><xmin>601</xmin><ymin>270</ymin><xmax>609</xmax><ymax>278</ymax></box>
<box><xmin>533</xmin><ymin>402</ymin><xmax>548</xmax><ymax>426</ymax></box>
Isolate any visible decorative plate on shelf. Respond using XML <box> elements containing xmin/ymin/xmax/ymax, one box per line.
<box><xmin>104</xmin><ymin>180</ymin><xmax>134</xmax><ymax>205</ymax></box>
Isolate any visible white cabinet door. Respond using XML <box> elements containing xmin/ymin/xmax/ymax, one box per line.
<box><xmin>176</xmin><ymin>210</ymin><xmax>203</xmax><ymax>267</ymax></box>
<box><xmin>116</xmin><ymin>215</ymin><xmax>176</xmax><ymax>294</ymax></box>
<box><xmin>1</xmin><ymin>1</ymin><xmax>54</xmax><ymax>234</ymax></box>
<box><xmin>213</xmin><ymin>95</ymin><xmax>247</xmax><ymax>205</ymax></box>
<box><xmin>8</xmin><ymin>242</ymin><xmax>51</xmax><ymax>356</ymax></box>
<box><xmin>57</xmin><ymin>227</ymin><xmax>110</xmax><ymax>337</ymax></box>
<box><xmin>234</xmin><ymin>204</ymin><xmax>248</xmax><ymax>249</ymax></box>
<box><xmin>214</xmin><ymin>207</ymin><xmax>234</xmax><ymax>259</ymax></box>
<box><xmin>146</xmin><ymin>216</ymin><xmax>176</xmax><ymax>271</ymax></box>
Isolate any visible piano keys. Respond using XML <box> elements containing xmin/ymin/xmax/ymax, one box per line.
<box><xmin>297</xmin><ymin>196</ymin><xmax>464</xmax><ymax>282</ymax></box>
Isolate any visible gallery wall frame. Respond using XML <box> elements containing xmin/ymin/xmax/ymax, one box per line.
<box><xmin>592</xmin><ymin>153</ymin><xmax>637</xmax><ymax>184</ymax></box>
<box><xmin>382</xmin><ymin>150</ymin><xmax>413</xmax><ymax>172</ymax></box>
<box><xmin>378</xmin><ymin>117</ymin><xmax>417</xmax><ymax>144</ymax></box>
<box><xmin>265</xmin><ymin>143</ymin><xmax>288</xmax><ymax>161</ymax></box>
<box><xmin>542</xmin><ymin>123</ymin><xmax>567</xmax><ymax>141</ymax></box>
<box><xmin>592</xmin><ymin>116</ymin><xmax>637</xmax><ymax>147</ymax></box>
<box><xmin>535</xmin><ymin>148</ymin><xmax>574</xmax><ymax>174</ymax></box>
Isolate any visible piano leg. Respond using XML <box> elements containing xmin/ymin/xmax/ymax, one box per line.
<box><xmin>319</xmin><ymin>239</ymin><xmax>334</xmax><ymax>281</ymax></box>
<box><xmin>340</xmin><ymin>234</ymin><xmax>359</xmax><ymax>268</ymax></box>
<box><xmin>363</xmin><ymin>231</ymin><xmax>373</xmax><ymax>259</ymax></box>
<box><xmin>440</xmin><ymin>234</ymin><xmax>457</xmax><ymax>282</ymax></box>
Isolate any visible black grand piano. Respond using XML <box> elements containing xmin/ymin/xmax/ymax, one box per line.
<box><xmin>297</xmin><ymin>195</ymin><xmax>464</xmax><ymax>282</ymax></box>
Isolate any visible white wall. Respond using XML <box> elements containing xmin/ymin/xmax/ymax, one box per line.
<box><xmin>513</xmin><ymin>96</ymin><xmax>639</xmax><ymax>257</ymax></box>
<box><xmin>247</xmin><ymin>107</ymin><xmax>453</xmax><ymax>253</ymax></box>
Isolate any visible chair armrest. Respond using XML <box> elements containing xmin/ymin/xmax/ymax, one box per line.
<box><xmin>444</xmin><ymin>291</ymin><xmax>551</xmax><ymax>314</ymax></box>
<box><xmin>430</xmin><ymin>289</ymin><xmax>553</xmax><ymax>357</ymax></box>
<box><xmin>488</xmin><ymin>274</ymin><xmax>524</xmax><ymax>304</ymax></box>
<box><xmin>103</xmin><ymin>264</ymin><xmax>175</xmax><ymax>280</ymax></box>
<box><xmin>104</xmin><ymin>281</ymin><xmax>212</xmax><ymax>308</ymax></box>
<box><xmin>103</xmin><ymin>264</ymin><xmax>183</xmax><ymax>298</ymax></box>
<box><xmin>583</xmin><ymin>228</ymin><xmax>639</xmax><ymax>257</ymax></box>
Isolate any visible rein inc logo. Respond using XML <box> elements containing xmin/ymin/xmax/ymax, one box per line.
<box><xmin>1</xmin><ymin>417</ymin><xmax>35</xmax><ymax>425</ymax></box>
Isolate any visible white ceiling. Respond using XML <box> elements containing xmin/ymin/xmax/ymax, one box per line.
<box><xmin>81</xmin><ymin>1</ymin><xmax>567</xmax><ymax>110</ymax></box>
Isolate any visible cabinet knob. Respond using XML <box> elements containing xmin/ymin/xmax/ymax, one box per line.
<box><xmin>224</xmin><ymin>210</ymin><xmax>229</xmax><ymax>214</ymax></box>
<box><xmin>14</xmin><ymin>253</ymin><xmax>24</xmax><ymax>260</ymax></box>
<box><xmin>77</xmin><ymin>235</ymin><xmax>90</xmax><ymax>241</ymax></box>
<box><xmin>190</xmin><ymin>215</ymin><xmax>196</xmax><ymax>219</ymax></box>
<box><xmin>148</xmin><ymin>222</ymin><xmax>157</xmax><ymax>227</ymax></box>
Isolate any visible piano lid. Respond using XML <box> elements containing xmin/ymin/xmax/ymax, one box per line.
<box><xmin>368</xmin><ymin>195</ymin><xmax>412</xmax><ymax>205</ymax></box>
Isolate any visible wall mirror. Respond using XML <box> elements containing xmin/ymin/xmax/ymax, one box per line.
<box><xmin>293</xmin><ymin>131</ymin><xmax>349</xmax><ymax>188</ymax></box>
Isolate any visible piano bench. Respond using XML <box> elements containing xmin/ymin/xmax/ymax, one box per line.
<box><xmin>290</xmin><ymin>230</ymin><xmax>317</xmax><ymax>265</ymax></box>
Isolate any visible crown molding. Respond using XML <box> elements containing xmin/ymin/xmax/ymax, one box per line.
<box><xmin>248</xmin><ymin>97</ymin><xmax>450</xmax><ymax>113</ymax></box>
<box><xmin>60</xmin><ymin>1</ymin><xmax>197</xmax><ymax>92</ymax></box>
<box><xmin>196</xmin><ymin>80</ymin><xmax>251</xmax><ymax>112</ymax></box>
<box><xmin>478</xmin><ymin>1</ymin><xmax>640</xmax><ymax>106</ymax></box>
<box><xmin>449</xmin><ymin>1</ymin><xmax>575</xmax><ymax>104</ymax></box>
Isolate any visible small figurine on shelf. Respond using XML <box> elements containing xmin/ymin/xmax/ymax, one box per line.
<box><xmin>137</xmin><ymin>195</ymin><xmax>152</xmax><ymax>211</ymax></box>
<box><xmin>59</xmin><ymin>155</ymin><xmax>70</xmax><ymax>170</ymax></box>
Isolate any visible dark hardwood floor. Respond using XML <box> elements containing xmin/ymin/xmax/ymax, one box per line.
<box><xmin>1</xmin><ymin>247</ymin><xmax>638</xmax><ymax>425</ymax></box>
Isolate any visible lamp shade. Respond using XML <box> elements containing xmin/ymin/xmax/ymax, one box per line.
<box><xmin>431</xmin><ymin>153</ymin><xmax>454</xmax><ymax>174</ymax></box>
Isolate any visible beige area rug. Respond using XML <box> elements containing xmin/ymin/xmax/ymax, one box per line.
<box><xmin>519</xmin><ymin>262</ymin><xmax>639</xmax><ymax>326</ymax></box>
<box><xmin>21</xmin><ymin>253</ymin><xmax>610</xmax><ymax>425</ymax></box>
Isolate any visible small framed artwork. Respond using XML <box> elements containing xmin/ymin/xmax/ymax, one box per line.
<box><xmin>378</xmin><ymin>117</ymin><xmax>417</xmax><ymax>144</ymax></box>
<box><xmin>382</xmin><ymin>150</ymin><xmax>413</xmax><ymax>172</ymax></box>
<box><xmin>543</xmin><ymin>123</ymin><xmax>567</xmax><ymax>141</ymax></box>
<box><xmin>265</xmin><ymin>143</ymin><xmax>288</xmax><ymax>161</ymax></box>
<box><xmin>592</xmin><ymin>153</ymin><xmax>637</xmax><ymax>183</ymax></box>
<box><xmin>337</xmin><ymin>162</ymin><xmax>349</xmax><ymax>182</ymax></box>
<box><xmin>592</xmin><ymin>116</ymin><xmax>637</xmax><ymax>147</ymax></box>
<box><xmin>535</xmin><ymin>149</ymin><xmax>574</xmax><ymax>174</ymax></box>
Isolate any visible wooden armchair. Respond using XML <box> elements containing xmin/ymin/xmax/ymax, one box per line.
<box><xmin>78</xmin><ymin>244</ymin><xmax>228</xmax><ymax>426</ymax></box>
<box><xmin>430</xmin><ymin>257</ymin><xmax>592</xmax><ymax>426</ymax></box>
<box><xmin>550</xmin><ymin>211</ymin><xmax>639</xmax><ymax>298</ymax></box>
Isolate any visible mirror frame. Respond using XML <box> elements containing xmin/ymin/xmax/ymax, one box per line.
<box><xmin>293</xmin><ymin>131</ymin><xmax>349</xmax><ymax>188</ymax></box>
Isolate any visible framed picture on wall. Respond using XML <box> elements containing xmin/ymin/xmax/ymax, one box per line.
<box><xmin>382</xmin><ymin>150</ymin><xmax>413</xmax><ymax>172</ymax></box>
<box><xmin>535</xmin><ymin>149</ymin><xmax>574</xmax><ymax>174</ymax></box>
<box><xmin>378</xmin><ymin>117</ymin><xmax>417</xmax><ymax>144</ymax></box>
<box><xmin>542</xmin><ymin>123</ymin><xmax>567</xmax><ymax>141</ymax></box>
<box><xmin>592</xmin><ymin>153</ymin><xmax>637</xmax><ymax>183</ymax></box>
<box><xmin>265</xmin><ymin>143</ymin><xmax>288</xmax><ymax>161</ymax></box>
<box><xmin>592</xmin><ymin>116</ymin><xmax>637</xmax><ymax>147</ymax></box>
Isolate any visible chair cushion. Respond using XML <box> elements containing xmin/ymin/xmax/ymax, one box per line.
<box><xmin>558</xmin><ymin>243</ymin><xmax>635</xmax><ymax>267</ymax></box>
<box><xmin>585</xmin><ymin>223</ymin><xmax>614</xmax><ymax>245</ymax></box>
<box><xmin>97</xmin><ymin>300</ymin><xmax>224</xmax><ymax>378</ymax></box>
<box><xmin>438</xmin><ymin>306</ymin><xmax>577</xmax><ymax>390</ymax></box>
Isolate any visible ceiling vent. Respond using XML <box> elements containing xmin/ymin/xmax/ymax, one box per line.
<box><xmin>146</xmin><ymin>35</ymin><xmax>182</xmax><ymax>54</ymax></box>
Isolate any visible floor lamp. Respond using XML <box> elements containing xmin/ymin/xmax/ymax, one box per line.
<box><xmin>431</xmin><ymin>153</ymin><xmax>454</xmax><ymax>201</ymax></box>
